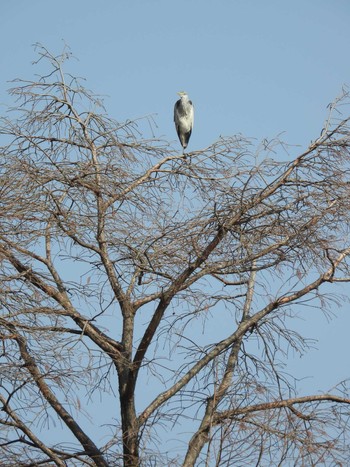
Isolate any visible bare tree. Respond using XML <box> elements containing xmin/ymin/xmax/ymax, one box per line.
<box><xmin>0</xmin><ymin>45</ymin><xmax>350</xmax><ymax>466</ymax></box>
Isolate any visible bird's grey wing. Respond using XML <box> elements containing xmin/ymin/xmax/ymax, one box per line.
<box><xmin>174</xmin><ymin>100</ymin><xmax>180</xmax><ymax>123</ymax></box>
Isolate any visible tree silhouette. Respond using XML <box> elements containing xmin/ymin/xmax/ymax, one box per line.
<box><xmin>1</xmin><ymin>45</ymin><xmax>350</xmax><ymax>466</ymax></box>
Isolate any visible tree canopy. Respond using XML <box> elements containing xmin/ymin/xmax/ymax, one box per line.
<box><xmin>1</xmin><ymin>46</ymin><xmax>350</xmax><ymax>466</ymax></box>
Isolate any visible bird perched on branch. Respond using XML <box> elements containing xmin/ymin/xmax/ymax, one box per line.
<box><xmin>174</xmin><ymin>91</ymin><xmax>194</xmax><ymax>153</ymax></box>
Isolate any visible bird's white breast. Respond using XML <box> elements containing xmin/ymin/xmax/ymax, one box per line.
<box><xmin>178</xmin><ymin>100</ymin><xmax>194</xmax><ymax>131</ymax></box>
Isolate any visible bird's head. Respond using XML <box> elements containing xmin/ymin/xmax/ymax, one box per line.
<box><xmin>177</xmin><ymin>91</ymin><xmax>188</xmax><ymax>98</ymax></box>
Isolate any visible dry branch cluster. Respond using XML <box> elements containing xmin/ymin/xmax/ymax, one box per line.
<box><xmin>0</xmin><ymin>46</ymin><xmax>350</xmax><ymax>466</ymax></box>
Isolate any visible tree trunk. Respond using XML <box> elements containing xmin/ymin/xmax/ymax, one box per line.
<box><xmin>120</xmin><ymin>394</ymin><xmax>139</xmax><ymax>466</ymax></box>
<box><xmin>119</xmin><ymin>363</ymin><xmax>139</xmax><ymax>467</ymax></box>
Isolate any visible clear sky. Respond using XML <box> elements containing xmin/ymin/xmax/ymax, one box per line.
<box><xmin>1</xmin><ymin>0</ymin><xmax>350</xmax><ymax>449</ymax></box>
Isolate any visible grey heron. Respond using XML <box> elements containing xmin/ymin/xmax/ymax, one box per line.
<box><xmin>174</xmin><ymin>91</ymin><xmax>194</xmax><ymax>153</ymax></box>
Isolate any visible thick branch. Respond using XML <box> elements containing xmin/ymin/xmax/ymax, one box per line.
<box><xmin>132</xmin><ymin>149</ymin><xmax>315</xmax><ymax>384</ymax></box>
<box><xmin>0</xmin><ymin>247</ymin><xmax>123</xmax><ymax>359</ymax></box>
<box><xmin>214</xmin><ymin>394</ymin><xmax>350</xmax><ymax>423</ymax></box>
<box><xmin>0</xmin><ymin>395</ymin><xmax>66</xmax><ymax>467</ymax></box>
<box><xmin>10</xmin><ymin>330</ymin><xmax>109</xmax><ymax>467</ymax></box>
<box><xmin>139</xmin><ymin>248</ymin><xmax>350</xmax><ymax>425</ymax></box>
<box><xmin>182</xmin><ymin>268</ymin><xmax>256</xmax><ymax>466</ymax></box>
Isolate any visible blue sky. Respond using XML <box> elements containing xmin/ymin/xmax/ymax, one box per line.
<box><xmin>1</xmin><ymin>0</ymin><xmax>350</xmax><ymax>450</ymax></box>
<box><xmin>2</xmin><ymin>0</ymin><xmax>350</xmax><ymax>150</ymax></box>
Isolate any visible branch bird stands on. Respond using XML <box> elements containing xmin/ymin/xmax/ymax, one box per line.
<box><xmin>174</xmin><ymin>91</ymin><xmax>194</xmax><ymax>154</ymax></box>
